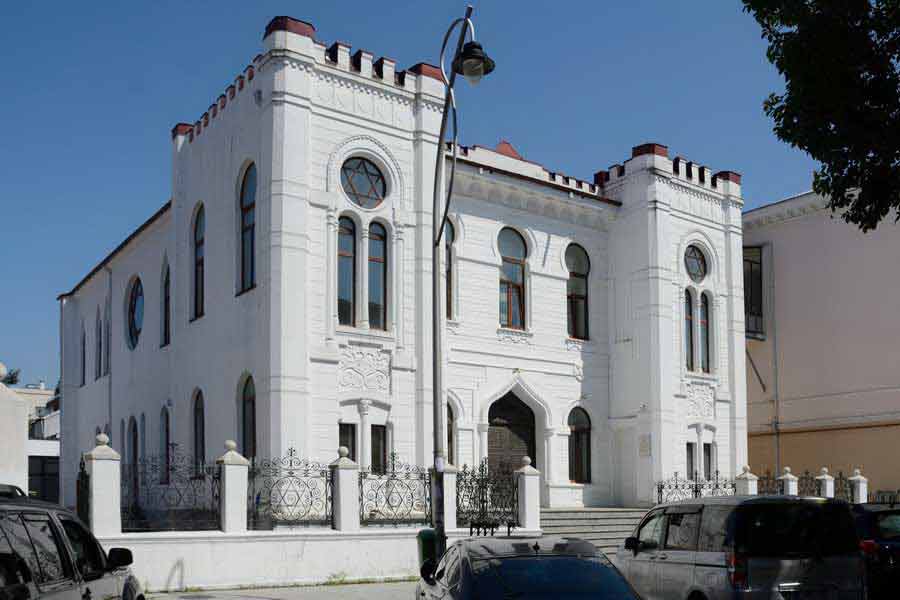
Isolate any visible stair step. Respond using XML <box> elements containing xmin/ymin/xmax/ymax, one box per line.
<box><xmin>539</xmin><ymin>508</ymin><xmax>645</xmax><ymax>554</ymax></box>
<box><xmin>542</xmin><ymin>524</ymin><xmax>637</xmax><ymax>534</ymax></box>
<box><xmin>540</xmin><ymin>518</ymin><xmax>641</xmax><ymax>526</ymax></box>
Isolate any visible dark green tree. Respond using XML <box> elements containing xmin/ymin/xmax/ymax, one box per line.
<box><xmin>2</xmin><ymin>368</ymin><xmax>20</xmax><ymax>386</ymax></box>
<box><xmin>743</xmin><ymin>0</ymin><xmax>900</xmax><ymax>231</ymax></box>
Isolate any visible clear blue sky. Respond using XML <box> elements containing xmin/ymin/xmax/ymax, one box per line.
<box><xmin>0</xmin><ymin>1</ymin><xmax>816</xmax><ymax>387</ymax></box>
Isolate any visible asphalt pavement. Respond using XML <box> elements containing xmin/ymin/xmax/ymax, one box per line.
<box><xmin>150</xmin><ymin>581</ymin><xmax>416</xmax><ymax>600</ymax></box>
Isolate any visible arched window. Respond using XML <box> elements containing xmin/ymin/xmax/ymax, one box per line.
<box><xmin>368</xmin><ymin>222</ymin><xmax>387</xmax><ymax>330</ymax></box>
<box><xmin>193</xmin><ymin>391</ymin><xmax>205</xmax><ymax>472</ymax></box>
<box><xmin>95</xmin><ymin>309</ymin><xmax>102</xmax><ymax>380</ymax></box>
<box><xmin>498</xmin><ymin>228</ymin><xmax>527</xmax><ymax>329</ymax></box>
<box><xmin>127</xmin><ymin>278</ymin><xmax>144</xmax><ymax>349</ymax></box>
<box><xmin>103</xmin><ymin>301</ymin><xmax>111</xmax><ymax>375</ymax></box>
<box><xmin>241</xmin><ymin>377</ymin><xmax>256</xmax><ymax>460</ymax></box>
<box><xmin>447</xmin><ymin>403</ymin><xmax>456</xmax><ymax>466</ymax></box>
<box><xmin>565</xmin><ymin>244</ymin><xmax>590</xmax><ymax>340</ymax></box>
<box><xmin>159</xmin><ymin>407</ymin><xmax>170</xmax><ymax>484</ymax></box>
<box><xmin>161</xmin><ymin>264</ymin><xmax>171</xmax><ymax>347</ymax></box>
<box><xmin>120</xmin><ymin>419</ymin><xmax>126</xmax><ymax>458</ymax></box>
<box><xmin>193</xmin><ymin>206</ymin><xmax>205</xmax><ymax>319</ymax></box>
<box><xmin>80</xmin><ymin>325</ymin><xmax>86</xmax><ymax>386</ymax></box>
<box><xmin>568</xmin><ymin>408</ymin><xmax>591</xmax><ymax>483</ymax></box>
<box><xmin>684</xmin><ymin>289</ymin><xmax>694</xmax><ymax>371</ymax></box>
<box><xmin>700</xmin><ymin>293</ymin><xmax>711</xmax><ymax>373</ymax></box>
<box><xmin>337</xmin><ymin>217</ymin><xmax>356</xmax><ymax>326</ymax></box>
<box><xmin>444</xmin><ymin>221</ymin><xmax>455</xmax><ymax>320</ymax></box>
<box><xmin>239</xmin><ymin>164</ymin><xmax>257</xmax><ymax>293</ymax></box>
<box><xmin>139</xmin><ymin>413</ymin><xmax>146</xmax><ymax>461</ymax></box>
<box><xmin>128</xmin><ymin>417</ymin><xmax>139</xmax><ymax>497</ymax></box>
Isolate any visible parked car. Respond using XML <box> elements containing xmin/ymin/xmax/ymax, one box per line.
<box><xmin>615</xmin><ymin>496</ymin><xmax>865</xmax><ymax>600</ymax></box>
<box><xmin>417</xmin><ymin>536</ymin><xmax>641</xmax><ymax>599</ymax></box>
<box><xmin>853</xmin><ymin>502</ymin><xmax>900</xmax><ymax>599</ymax></box>
<box><xmin>0</xmin><ymin>494</ymin><xmax>142</xmax><ymax>600</ymax></box>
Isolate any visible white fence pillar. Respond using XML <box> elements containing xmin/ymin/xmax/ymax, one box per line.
<box><xmin>516</xmin><ymin>456</ymin><xmax>541</xmax><ymax>531</ymax></box>
<box><xmin>735</xmin><ymin>466</ymin><xmax>758</xmax><ymax>496</ymax></box>
<box><xmin>438</xmin><ymin>465</ymin><xmax>458</xmax><ymax>531</ymax></box>
<box><xmin>330</xmin><ymin>446</ymin><xmax>360</xmax><ymax>531</ymax></box>
<box><xmin>778</xmin><ymin>467</ymin><xmax>798</xmax><ymax>496</ymax></box>
<box><xmin>816</xmin><ymin>467</ymin><xmax>834</xmax><ymax>499</ymax></box>
<box><xmin>83</xmin><ymin>433</ymin><xmax>121</xmax><ymax>537</ymax></box>
<box><xmin>217</xmin><ymin>440</ymin><xmax>249</xmax><ymax>533</ymax></box>
<box><xmin>850</xmin><ymin>468</ymin><xmax>868</xmax><ymax>504</ymax></box>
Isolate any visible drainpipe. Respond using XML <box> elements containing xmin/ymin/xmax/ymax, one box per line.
<box><xmin>105</xmin><ymin>266</ymin><xmax>113</xmax><ymax>439</ymax></box>
<box><xmin>765</xmin><ymin>242</ymin><xmax>780</xmax><ymax>475</ymax></box>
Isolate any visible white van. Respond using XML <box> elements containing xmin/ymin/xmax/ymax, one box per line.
<box><xmin>615</xmin><ymin>496</ymin><xmax>865</xmax><ymax>600</ymax></box>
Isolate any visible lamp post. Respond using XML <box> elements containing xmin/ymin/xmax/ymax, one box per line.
<box><xmin>430</xmin><ymin>5</ymin><xmax>495</xmax><ymax>557</ymax></box>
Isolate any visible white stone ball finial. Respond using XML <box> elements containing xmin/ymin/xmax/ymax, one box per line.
<box><xmin>742</xmin><ymin>465</ymin><xmax>750</xmax><ymax>474</ymax></box>
<box><xmin>522</xmin><ymin>456</ymin><xmax>532</xmax><ymax>467</ymax></box>
<box><xmin>338</xmin><ymin>446</ymin><xmax>349</xmax><ymax>459</ymax></box>
<box><xmin>821</xmin><ymin>467</ymin><xmax>829</xmax><ymax>475</ymax></box>
<box><xmin>0</xmin><ymin>363</ymin><xmax>7</xmax><ymax>380</ymax></box>
<box><xmin>853</xmin><ymin>468</ymin><xmax>861</xmax><ymax>477</ymax></box>
<box><xmin>96</xmin><ymin>433</ymin><xmax>110</xmax><ymax>446</ymax></box>
<box><xmin>783</xmin><ymin>466</ymin><xmax>792</xmax><ymax>475</ymax></box>
<box><xmin>224</xmin><ymin>440</ymin><xmax>237</xmax><ymax>452</ymax></box>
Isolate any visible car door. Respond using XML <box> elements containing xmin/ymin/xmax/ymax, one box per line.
<box><xmin>657</xmin><ymin>506</ymin><xmax>700</xmax><ymax>600</ymax></box>
<box><xmin>1</xmin><ymin>511</ymin><xmax>81</xmax><ymax>600</ymax></box>
<box><xmin>627</xmin><ymin>509</ymin><xmax>666</xmax><ymax>599</ymax></box>
<box><xmin>422</xmin><ymin>546</ymin><xmax>459</xmax><ymax>600</ymax></box>
<box><xmin>56</xmin><ymin>515</ymin><xmax>122</xmax><ymax>600</ymax></box>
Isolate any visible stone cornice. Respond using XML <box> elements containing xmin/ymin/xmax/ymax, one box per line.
<box><xmin>742</xmin><ymin>192</ymin><xmax>827</xmax><ymax>231</ymax></box>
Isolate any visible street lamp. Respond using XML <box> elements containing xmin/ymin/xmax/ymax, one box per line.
<box><xmin>431</xmin><ymin>5</ymin><xmax>495</xmax><ymax>557</ymax></box>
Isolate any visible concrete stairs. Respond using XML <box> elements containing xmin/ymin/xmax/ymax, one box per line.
<box><xmin>540</xmin><ymin>507</ymin><xmax>647</xmax><ymax>556</ymax></box>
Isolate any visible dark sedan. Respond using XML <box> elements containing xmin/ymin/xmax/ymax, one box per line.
<box><xmin>416</xmin><ymin>536</ymin><xmax>640</xmax><ymax>599</ymax></box>
<box><xmin>854</xmin><ymin>503</ymin><xmax>900</xmax><ymax>599</ymax></box>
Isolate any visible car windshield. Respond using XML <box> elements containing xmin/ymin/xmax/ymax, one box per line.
<box><xmin>736</xmin><ymin>503</ymin><xmax>859</xmax><ymax>557</ymax></box>
<box><xmin>875</xmin><ymin>512</ymin><xmax>900</xmax><ymax>541</ymax></box>
<box><xmin>470</xmin><ymin>555</ymin><xmax>638</xmax><ymax>599</ymax></box>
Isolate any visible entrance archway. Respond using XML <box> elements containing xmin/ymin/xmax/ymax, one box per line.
<box><xmin>488</xmin><ymin>393</ymin><xmax>536</xmax><ymax>472</ymax></box>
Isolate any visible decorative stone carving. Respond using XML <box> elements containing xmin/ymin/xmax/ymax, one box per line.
<box><xmin>685</xmin><ymin>383</ymin><xmax>714</xmax><ymax>419</ymax></box>
<box><xmin>338</xmin><ymin>346</ymin><xmax>390</xmax><ymax>393</ymax></box>
<box><xmin>565</xmin><ymin>338</ymin><xmax>587</xmax><ymax>352</ymax></box>
<box><xmin>497</xmin><ymin>328</ymin><xmax>533</xmax><ymax>346</ymax></box>
<box><xmin>573</xmin><ymin>364</ymin><xmax>584</xmax><ymax>382</ymax></box>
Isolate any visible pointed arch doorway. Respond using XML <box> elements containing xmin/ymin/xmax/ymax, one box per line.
<box><xmin>488</xmin><ymin>393</ymin><xmax>536</xmax><ymax>472</ymax></box>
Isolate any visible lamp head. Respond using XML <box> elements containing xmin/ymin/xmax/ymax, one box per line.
<box><xmin>453</xmin><ymin>41</ymin><xmax>495</xmax><ymax>85</ymax></box>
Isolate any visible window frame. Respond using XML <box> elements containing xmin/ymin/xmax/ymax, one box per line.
<box><xmin>192</xmin><ymin>206</ymin><xmax>205</xmax><ymax>320</ymax></box>
<box><xmin>161</xmin><ymin>264</ymin><xmax>171</xmax><ymax>347</ymax></box>
<box><xmin>339</xmin><ymin>423</ymin><xmax>357</xmax><ymax>462</ymax></box>
<box><xmin>94</xmin><ymin>310</ymin><xmax>102</xmax><ymax>380</ymax></box>
<box><xmin>239</xmin><ymin>164</ymin><xmax>257</xmax><ymax>294</ymax></box>
<box><xmin>337</xmin><ymin>216</ymin><xmax>357</xmax><ymax>327</ymax></box>
<box><xmin>700</xmin><ymin>293</ymin><xmax>711</xmax><ymax>373</ymax></box>
<box><xmin>367</xmin><ymin>222</ymin><xmax>388</xmax><ymax>330</ymax></box>
<box><xmin>80</xmin><ymin>326</ymin><xmax>86</xmax><ymax>386</ymax></box>
<box><xmin>371</xmin><ymin>424</ymin><xmax>387</xmax><ymax>474</ymax></box>
<box><xmin>340</xmin><ymin>157</ymin><xmax>388</xmax><ymax>209</ymax></box>
<box><xmin>241</xmin><ymin>378</ymin><xmax>256</xmax><ymax>461</ymax></box>
<box><xmin>684</xmin><ymin>245</ymin><xmax>708</xmax><ymax>283</ymax></box>
<box><xmin>567</xmin><ymin>407</ymin><xmax>591</xmax><ymax>483</ymax></box>
<box><xmin>684</xmin><ymin>289</ymin><xmax>694</xmax><ymax>371</ymax></box>
<box><xmin>447</xmin><ymin>403</ymin><xmax>456</xmax><ymax>466</ymax></box>
<box><xmin>159</xmin><ymin>407</ymin><xmax>171</xmax><ymax>484</ymax></box>
<box><xmin>565</xmin><ymin>244</ymin><xmax>590</xmax><ymax>340</ymax></box>
<box><xmin>744</xmin><ymin>246</ymin><xmax>765</xmax><ymax>338</ymax></box>
<box><xmin>499</xmin><ymin>228</ymin><xmax>527</xmax><ymax>330</ymax></box>
<box><xmin>193</xmin><ymin>390</ymin><xmax>205</xmax><ymax>473</ymax></box>
<box><xmin>445</xmin><ymin>221</ymin><xmax>455</xmax><ymax>320</ymax></box>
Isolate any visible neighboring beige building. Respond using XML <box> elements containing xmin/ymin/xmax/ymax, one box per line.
<box><xmin>743</xmin><ymin>191</ymin><xmax>900</xmax><ymax>494</ymax></box>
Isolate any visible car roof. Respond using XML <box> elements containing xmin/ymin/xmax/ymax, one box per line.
<box><xmin>457</xmin><ymin>536</ymin><xmax>598</xmax><ymax>560</ymax></box>
<box><xmin>0</xmin><ymin>495</ymin><xmax>74</xmax><ymax>513</ymax></box>
<box><xmin>853</xmin><ymin>503</ymin><xmax>900</xmax><ymax>513</ymax></box>
<box><xmin>653</xmin><ymin>495</ymin><xmax>850</xmax><ymax>510</ymax></box>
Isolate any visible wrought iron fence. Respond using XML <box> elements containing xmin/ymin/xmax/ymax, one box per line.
<box><xmin>359</xmin><ymin>454</ymin><xmax>431</xmax><ymax>526</ymax></box>
<box><xmin>76</xmin><ymin>458</ymin><xmax>90</xmax><ymax>528</ymax></box>
<box><xmin>456</xmin><ymin>459</ymin><xmax>519</xmax><ymax>535</ymax></box>
<box><xmin>797</xmin><ymin>470</ymin><xmax>820</xmax><ymax>497</ymax></box>
<box><xmin>120</xmin><ymin>448</ymin><xmax>220</xmax><ymax>532</ymax></box>
<box><xmin>757</xmin><ymin>470</ymin><xmax>783</xmax><ymax>495</ymax></box>
<box><xmin>248</xmin><ymin>449</ymin><xmax>332</xmax><ymax>529</ymax></box>
<box><xmin>870</xmin><ymin>489</ymin><xmax>900</xmax><ymax>505</ymax></box>
<box><xmin>656</xmin><ymin>471</ymin><xmax>735</xmax><ymax>504</ymax></box>
<box><xmin>834</xmin><ymin>471</ymin><xmax>852</xmax><ymax>502</ymax></box>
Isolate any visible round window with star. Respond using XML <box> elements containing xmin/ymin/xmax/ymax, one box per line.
<box><xmin>684</xmin><ymin>245</ymin><xmax>708</xmax><ymax>283</ymax></box>
<box><xmin>340</xmin><ymin>157</ymin><xmax>387</xmax><ymax>209</ymax></box>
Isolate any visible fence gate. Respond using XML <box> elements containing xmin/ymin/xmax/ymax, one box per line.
<box><xmin>76</xmin><ymin>458</ymin><xmax>90</xmax><ymax>528</ymax></box>
<box><xmin>456</xmin><ymin>459</ymin><xmax>518</xmax><ymax>535</ymax></box>
<box><xmin>359</xmin><ymin>454</ymin><xmax>431</xmax><ymax>526</ymax></box>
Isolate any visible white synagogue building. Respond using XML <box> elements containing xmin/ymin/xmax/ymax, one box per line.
<box><xmin>59</xmin><ymin>16</ymin><xmax>747</xmax><ymax>509</ymax></box>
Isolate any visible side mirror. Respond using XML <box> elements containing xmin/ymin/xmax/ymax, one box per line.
<box><xmin>624</xmin><ymin>537</ymin><xmax>639</xmax><ymax>554</ymax></box>
<box><xmin>420</xmin><ymin>558</ymin><xmax>437</xmax><ymax>585</ymax></box>
<box><xmin>106</xmin><ymin>548</ymin><xmax>133</xmax><ymax>569</ymax></box>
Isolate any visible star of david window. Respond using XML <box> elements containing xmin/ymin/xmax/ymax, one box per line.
<box><xmin>341</xmin><ymin>157</ymin><xmax>387</xmax><ymax>209</ymax></box>
<box><xmin>684</xmin><ymin>245</ymin><xmax>708</xmax><ymax>283</ymax></box>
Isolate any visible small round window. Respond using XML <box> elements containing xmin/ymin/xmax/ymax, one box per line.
<box><xmin>127</xmin><ymin>278</ymin><xmax>144</xmax><ymax>349</ymax></box>
<box><xmin>341</xmin><ymin>157</ymin><xmax>387</xmax><ymax>209</ymax></box>
<box><xmin>684</xmin><ymin>245</ymin><xmax>708</xmax><ymax>283</ymax></box>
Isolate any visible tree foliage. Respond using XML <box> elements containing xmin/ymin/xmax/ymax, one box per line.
<box><xmin>744</xmin><ymin>0</ymin><xmax>900</xmax><ymax>231</ymax></box>
<box><xmin>2</xmin><ymin>368</ymin><xmax>20</xmax><ymax>386</ymax></box>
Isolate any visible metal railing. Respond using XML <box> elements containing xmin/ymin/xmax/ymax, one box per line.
<box><xmin>120</xmin><ymin>450</ymin><xmax>220</xmax><ymax>532</ymax></box>
<box><xmin>248</xmin><ymin>449</ymin><xmax>332</xmax><ymax>529</ymax></box>
<box><xmin>456</xmin><ymin>459</ymin><xmax>519</xmax><ymax>535</ymax></box>
<box><xmin>359</xmin><ymin>454</ymin><xmax>431</xmax><ymax>526</ymax></box>
<box><xmin>656</xmin><ymin>471</ymin><xmax>735</xmax><ymax>504</ymax></box>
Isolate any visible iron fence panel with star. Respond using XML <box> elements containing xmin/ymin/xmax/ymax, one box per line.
<box><xmin>247</xmin><ymin>449</ymin><xmax>333</xmax><ymax>530</ymax></box>
<box><xmin>120</xmin><ymin>448</ymin><xmax>220</xmax><ymax>532</ymax></box>
<box><xmin>359</xmin><ymin>454</ymin><xmax>431</xmax><ymax>527</ymax></box>
<box><xmin>456</xmin><ymin>459</ymin><xmax>519</xmax><ymax>536</ymax></box>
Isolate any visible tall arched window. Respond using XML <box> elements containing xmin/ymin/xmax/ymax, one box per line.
<box><xmin>161</xmin><ymin>264</ymin><xmax>171</xmax><ymax>347</ymax></box>
<box><xmin>568</xmin><ymin>408</ymin><xmax>591</xmax><ymax>483</ymax></box>
<box><xmin>80</xmin><ymin>325</ymin><xmax>86</xmax><ymax>386</ymax></box>
<box><xmin>104</xmin><ymin>301</ymin><xmax>110</xmax><ymax>375</ymax></box>
<box><xmin>120</xmin><ymin>419</ymin><xmax>126</xmax><ymax>459</ymax></box>
<box><xmin>127</xmin><ymin>278</ymin><xmax>144</xmax><ymax>349</ymax></box>
<box><xmin>193</xmin><ymin>206</ymin><xmax>205</xmax><ymax>319</ymax></box>
<box><xmin>193</xmin><ymin>390</ymin><xmax>205</xmax><ymax>472</ymax></box>
<box><xmin>337</xmin><ymin>217</ymin><xmax>356</xmax><ymax>326</ymax></box>
<box><xmin>447</xmin><ymin>403</ymin><xmax>456</xmax><ymax>466</ymax></box>
<box><xmin>128</xmin><ymin>417</ymin><xmax>139</xmax><ymax>497</ymax></box>
<box><xmin>139</xmin><ymin>413</ymin><xmax>146</xmax><ymax>461</ymax></box>
<box><xmin>239</xmin><ymin>164</ymin><xmax>257</xmax><ymax>293</ymax></box>
<box><xmin>159</xmin><ymin>407</ymin><xmax>171</xmax><ymax>484</ymax></box>
<box><xmin>94</xmin><ymin>309</ymin><xmax>102</xmax><ymax>380</ymax></box>
<box><xmin>369</xmin><ymin>222</ymin><xmax>387</xmax><ymax>330</ymax></box>
<box><xmin>499</xmin><ymin>228</ymin><xmax>527</xmax><ymax>329</ymax></box>
<box><xmin>445</xmin><ymin>221</ymin><xmax>455</xmax><ymax>320</ymax></box>
<box><xmin>684</xmin><ymin>289</ymin><xmax>695</xmax><ymax>371</ymax></box>
<box><xmin>700</xmin><ymin>293</ymin><xmax>711</xmax><ymax>373</ymax></box>
<box><xmin>241</xmin><ymin>377</ymin><xmax>257</xmax><ymax>460</ymax></box>
<box><xmin>565</xmin><ymin>244</ymin><xmax>590</xmax><ymax>340</ymax></box>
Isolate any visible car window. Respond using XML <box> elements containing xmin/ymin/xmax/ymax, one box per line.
<box><xmin>638</xmin><ymin>511</ymin><xmax>665</xmax><ymax>549</ymax></box>
<box><xmin>470</xmin><ymin>555</ymin><xmax>638</xmax><ymax>599</ymax></box>
<box><xmin>3</xmin><ymin>513</ymin><xmax>72</xmax><ymax>586</ymax></box>
<box><xmin>875</xmin><ymin>512</ymin><xmax>900</xmax><ymax>541</ymax></box>
<box><xmin>434</xmin><ymin>547</ymin><xmax>457</xmax><ymax>582</ymax></box>
<box><xmin>698</xmin><ymin>506</ymin><xmax>734</xmax><ymax>552</ymax></box>
<box><xmin>735</xmin><ymin>502</ymin><xmax>858</xmax><ymax>557</ymax></box>
<box><xmin>0</xmin><ymin>518</ymin><xmax>32</xmax><ymax>588</ymax></box>
<box><xmin>444</xmin><ymin>550</ymin><xmax>461</xmax><ymax>588</ymax></box>
<box><xmin>59</xmin><ymin>517</ymin><xmax>106</xmax><ymax>578</ymax></box>
<box><xmin>664</xmin><ymin>512</ymin><xmax>700</xmax><ymax>551</ymax></box>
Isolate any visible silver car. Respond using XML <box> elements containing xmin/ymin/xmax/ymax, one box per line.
<box><xmin>615</xmin><ymin>495</ymin><xmax>865</xmax><ymax>599</ymax></box>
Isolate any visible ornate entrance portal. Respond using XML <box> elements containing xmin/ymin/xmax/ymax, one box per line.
<box><xmin>488</xmin><ymin>393</ymin><xmax>536</xmax><ymax>471</ymax></box>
